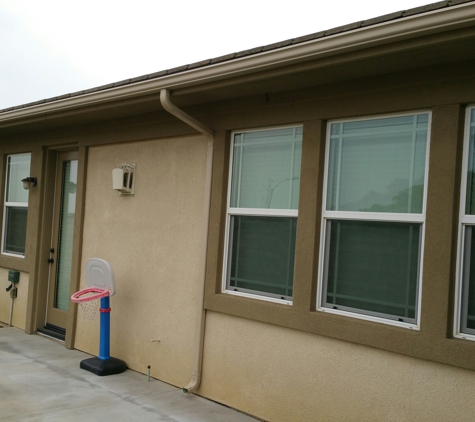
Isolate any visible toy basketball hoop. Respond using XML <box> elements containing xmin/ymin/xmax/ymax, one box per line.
<box><xmin>71</xmin><ymin>287</ymin><xmax>110</xmax><ymax>321</ymax></box>
<box><xmin>70</xmin><ymin>258</ymin><xmax>126</xmax><ymax>376</ymax></box>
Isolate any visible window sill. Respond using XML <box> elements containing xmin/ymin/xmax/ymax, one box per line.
<box><xmin>454</xmin><ymin>332</ymin><xmax>475</xmax><ymax>342</ymax></box>
<box><xmin>317</xmin><ymin>306</ymin><xmax>419</xmax><ymax>330</ymax></box>
<box><xmin>0</xmin><ymin>253</ymin><xmax>29</xmax><ymax>272</ymax></box>
<box><xmin>223</xmin><ymin>289</ymin><xmax>292</xmax><ymax>306</ymax></box>
<box><xmin>1</xmin><ymin>252</ymin><xmax>25</xmax><ymax>259</ymax></box>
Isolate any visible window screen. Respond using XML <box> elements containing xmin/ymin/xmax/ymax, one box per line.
<box><xmin>3</xmin><ymin>154</ymin><xmax>31</xmax><ymax>256</ymax></box>
<box><xmin>224</xmin><ymin>127</ymin><xmax>302</xmax><ymax>301</ymax></box>
<box><xmin>321</xmin><ymin>114</ymin><xmax>429</xmax><ymax>323</ymax></box>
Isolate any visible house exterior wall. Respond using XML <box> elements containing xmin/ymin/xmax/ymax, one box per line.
<box><xmin>0</xmin><ymin>269</ymin><xmax>28</xmax><ymax>329</ymax></box>
<box><xmin>201</xmin><ymin>311</ymin><xmax>475</xmax><ymax>422</ymax></box>
<box><xmin>2</xmin><ymin>52</ymin><xmax>475</xmax><ymax>421</ymax></box>
<box><xmin>73</xmin><ymin>135</ymin><xmax>208</xmax><ymax>386</ymax></box>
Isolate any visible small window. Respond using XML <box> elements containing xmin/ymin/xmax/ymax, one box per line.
<box><xmin>456</xmin><ymin>107</ymin><xmax>475</xmax><ymax>338</ymax></box>
<box><xmin>2</xmin><ymin>154</ymin><xmax>31</xmax><ymax>256</ymax></box>
<box><xmin>319</xmin><ymin>113</ymin><xmax>430</xmax><ymax>325</ymax></box>
<box><xmin>222</xmin><ymin>126</ymin><xmax>303</xmax><ymax>303</ymax></box>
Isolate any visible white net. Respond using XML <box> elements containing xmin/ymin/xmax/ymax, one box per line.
<box><xmin>79</xmin><ymin>299</ymin><xmax>99</xmax><ymax>321</ymax></box>
<box><xmin>73</xmin><ymin>288</ymin><xmax>108</xmax><ymax>322</ymax></box>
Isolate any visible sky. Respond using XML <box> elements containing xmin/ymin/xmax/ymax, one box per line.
<box><xmin>0</xmin><ymin>0</ymin><xmax>433</xmax><ymax>110</ymax></box>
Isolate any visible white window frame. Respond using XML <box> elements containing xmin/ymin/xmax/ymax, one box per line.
<box><xmin>454</xmin><ymin>105</ymin><xmax>475</xmax><ymax>341</ymax></box>
<box><xmin>2</xmin><ymin>153</ymin><xmax>31</xmax><ymax>257</ymax></box>
<box><xmin>316</xmin><ymin>111</ymin><xmax>431</xmax><ymax>329</ymax></box>
<box><xmin>221</xmin><ymin>125</ymin><xmax>303</xmax><ymax>305</ymax></box>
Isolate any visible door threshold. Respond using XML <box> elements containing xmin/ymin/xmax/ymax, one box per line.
<box><xmin>36</xmin><ymin>331</ymin><xmax>65</xmax><ymax>344</ymax></box>
<box><xmin>37</xmin><ymin>323</ymin><xmax>65</xmax><ymax>342</ymax></box>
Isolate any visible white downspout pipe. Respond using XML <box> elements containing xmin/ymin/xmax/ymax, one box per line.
<box><xmin>9</xmin><ymin>295</ymin><xmax>14</xmax><ymax>327</ymax></box>
<box><xmin>160</xmin><ymin>89</ymin><xmax>213</xmax><ymax>394</ymax></box>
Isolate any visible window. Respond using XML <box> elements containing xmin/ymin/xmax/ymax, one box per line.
<box><xmin>318</xmin><ymin>113</ymin><xmax>430</xmax><ymax>325</ymax></box>
<box><xmin>456</xmin><ymin>106</ymin><xmax>475</xmax><ymax>338</ymax></box>
<box><xmin>2</xmin><ymin>154</ymin><xmax>31</xmax><ymax>256</ymax></box>
<box><xmin>222</xmin><ymin>126</ymin><xmax>303</xmax><ymax>303</ymax></box>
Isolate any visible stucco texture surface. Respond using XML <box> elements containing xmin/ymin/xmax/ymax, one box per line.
<box><xmin>74</xmin><ymin>135</ymin><xmax>207</xmax><ymax>388</ymax></box>
<box><xmin>0</xmin><ymin>268</ymin><xmax>28</xmax><ymax>329</ymax></box>
<box><xmin>200</xmin><ymin>311</ymin><xmax>475</xmax><ymax>422</ymax></box>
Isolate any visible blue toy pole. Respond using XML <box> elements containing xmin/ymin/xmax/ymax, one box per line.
<box><xmin>78</xmin><ymin>292</ymin><xmax>126</xmax><ymax>375</ymax></box>
<box><xmin>76</xmin><ymin>258</ymin><xmax>126</xmax><ymax>376</ymax></box>
<box><xmin>98</xmin><ymin>296</ymin><xmax>111</xmax><ymax>360</ymax></box>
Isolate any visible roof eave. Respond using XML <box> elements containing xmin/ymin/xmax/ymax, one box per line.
<box><xmin>1</xmin><ymin>1</ymin><xmax>474</xmax><ymax>127</ymax></box>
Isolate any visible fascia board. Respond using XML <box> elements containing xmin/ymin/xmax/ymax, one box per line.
<box><xmin>1</xmin><ymin>3</ymin><xmax>475</xmax><ymax>126</ymax></box>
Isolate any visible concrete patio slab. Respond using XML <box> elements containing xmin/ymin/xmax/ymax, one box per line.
<box><xmin>0</xmin><ymin>326</ymin><xmax>258</xmax><ymax>422</ymax></box>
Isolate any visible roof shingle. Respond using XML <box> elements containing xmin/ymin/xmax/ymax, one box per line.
<box><xmin>1</xmin><ymin>0</ymin><xmax>473</xmax><ymax>114</ymax></box>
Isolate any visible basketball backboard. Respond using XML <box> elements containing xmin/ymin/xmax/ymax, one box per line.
<box><xmin>85</xmin><ymin>258</ymin><xmax>116</xmax><ymax>296</ymax></box>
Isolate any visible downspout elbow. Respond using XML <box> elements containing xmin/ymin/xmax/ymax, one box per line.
<box><xmin>160</xmin><ymin>89</ymin><xmax>213</xmax><ymax>138</ymax></box>
<box><xmin>183</xmin><ymin>370</ymin><xmax>201</xmax><ymax>394</ymax></box>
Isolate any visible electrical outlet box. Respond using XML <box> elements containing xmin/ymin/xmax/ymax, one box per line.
<box><xmin>10</xmin><ymin>287</ymin><xmax>17</xmax><ymax>298</ymax></box>
<box><xmin>8</xmin><ymin>270</ymin><xmax>19</xmax><ymax>284</ymax></box>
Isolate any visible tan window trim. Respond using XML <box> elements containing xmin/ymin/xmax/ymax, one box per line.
<box><xmin>205</xmin><ymin>106</ymin><xmax>475</xmax><ymax>372</ymax></box>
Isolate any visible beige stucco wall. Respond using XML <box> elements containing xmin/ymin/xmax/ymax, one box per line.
<box><xmin>200</xmin><ymin>311</ymin><xmax>475</xmax><ymax>422</ymax></box>
<box><xmin>72</xmin><ymin>133</ymin><xmax>475</xmax><ymax>422</ymax></box>
<box><xmin>0</xmin><ymin>268</ymin><xmax>28</xmax><ymax>329</ymax></box>
<box><xmin>74</xmin><ymin>135</ymin><xmax>207</xmax><ymax>386</ymax></box>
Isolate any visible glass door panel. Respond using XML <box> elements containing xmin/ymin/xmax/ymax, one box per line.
<box><xmin>46</xmin><ymin>151</ymin><xmax>78</xmax><ymax>330</ymax></box>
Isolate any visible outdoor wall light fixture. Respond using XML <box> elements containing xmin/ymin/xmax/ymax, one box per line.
<box><xmin>112</xmin><ymin>163</ymin><xmax>135</xmax><ymax>196</ymax></box>
<box><xmin>21</xmin><ymin>177</ymin><xmax>37</xmax><ymax>190</ymax></box>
